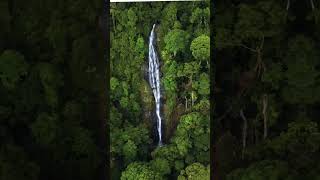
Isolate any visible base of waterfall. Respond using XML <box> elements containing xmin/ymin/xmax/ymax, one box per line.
<box><xmin>158</xmin><ymin>142</ymin><xmax>163</xmax><ymax>147</ymax></box>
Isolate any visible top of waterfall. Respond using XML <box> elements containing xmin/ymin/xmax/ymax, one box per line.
<box><xmin>150</xmin><ymin>24</ymin><xmax>156</xmax><ymax>43</ymax></box>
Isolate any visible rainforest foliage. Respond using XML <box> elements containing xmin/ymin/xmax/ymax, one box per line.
<box><xmin>0</xmin><ymin>0</ymin><xmax>107</xmax><ymax>180</ymax></box>
<box><xmin>3</xmin><ymin>0</ymin><xmax>319</xmax><ymax>179</ymax></box>
<box><xmin>214</xmin><ymin>0</ymin><xmax>320</xmax><ymax>179</ymax></box>
<box><xmin>110</xmin><ymin>1</ymin><xmax>210</xmax><ymax>179</ymax></box>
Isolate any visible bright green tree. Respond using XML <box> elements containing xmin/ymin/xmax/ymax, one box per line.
<box><xmin>190</xmin><ymin>35</ymin><xmax>210</xmax><ymax>64</ymax></box>
<box><xmin>150</xmin><ymin>158</ymin><xmax>171</xmax><ymax>176</ymax></box>
<box><xmin>178</xmin><ymin>163</ymin><xmax>210</xmax><ymax>180</ymax></box>
<box><xmin>121</xmin><ymin>162</ymin><xmax>163</xmax><ymax>180</ymax></box>
<box><xmin>164</xmin><ymin>29</ymin><xmax>190</xmax><ymax>56</ymax></box>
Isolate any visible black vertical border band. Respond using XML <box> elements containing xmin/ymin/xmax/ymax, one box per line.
<box><xmin>106</xmin><ymin>0</ymin><xmax>111</xmax><ymax>179</ymax></box>
<box><xmin>99</xmin><ymin>0</ymin><xmax>110</xmax><ymax>179</ymax></box>
<box><xmin>210</xmin><ymin>0</ymin><xmax>216</xmax><ymax>179</ymax></box>
<box><xmin>106</xmin><ymin>0</ymin><xmax>111</xmax><ymax>178</ymax></box>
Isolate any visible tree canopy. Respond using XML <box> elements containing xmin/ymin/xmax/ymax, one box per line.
<box><xmin>111</xmin><ymin>1</ymin><xmax>210</xmax><ymax>179</ymax></box>
<box><xmin>214</xmin><ymin>0</ymin><xmax>320</xmax><ymax>179</ymax></box>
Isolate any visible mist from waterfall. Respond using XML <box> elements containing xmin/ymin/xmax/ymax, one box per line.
<box><xmin>148</xmin><ymin>24</ymin><xmax>162</xmax><ymax>146</ymax></box>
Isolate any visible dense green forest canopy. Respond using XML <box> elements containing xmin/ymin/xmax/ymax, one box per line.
<box><xmin>110</xmin><ymin>1</ymin><xmax>210</xmax><ymax>179</ymax></box>
<box><xmin>0</xmin><ymin>0</ymin><xmax>107</xmax><ymax>179</ymax></box>
<box><xmin>3</xmin><ymin>0</ymin><xmax>320</xmax><ymax>179</ymax></box>
<box><xmin>214</xmin><ymin>0</ymin><xmax>320</xmax><ymax>179</ymax></box>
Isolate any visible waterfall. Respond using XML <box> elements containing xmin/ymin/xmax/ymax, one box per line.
<box><xmin>148</xmin><ymin>24</ymin><xmax>162</xmax><ymax>146</ymax></box>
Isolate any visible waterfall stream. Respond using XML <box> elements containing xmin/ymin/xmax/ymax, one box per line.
<box><xmin>148</xmin><ymin>24</ymin><xmax>162</xmax><ymax>146</ymax></box>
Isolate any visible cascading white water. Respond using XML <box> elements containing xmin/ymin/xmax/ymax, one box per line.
<box><xmin>148</xmin><ymin>24</ymin><xmax>162</xmax><ymax>145</ymax></box>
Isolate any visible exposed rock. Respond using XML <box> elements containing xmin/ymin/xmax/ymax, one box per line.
<box><xmin>139</xmin><ymin>79</ymin><xmax>155</xmax><ymax>136</ymax></box>
<box><xmin>164</xmin><ymin>103</ymin><xmax>185</xmax><ymax>142</ymax></box>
